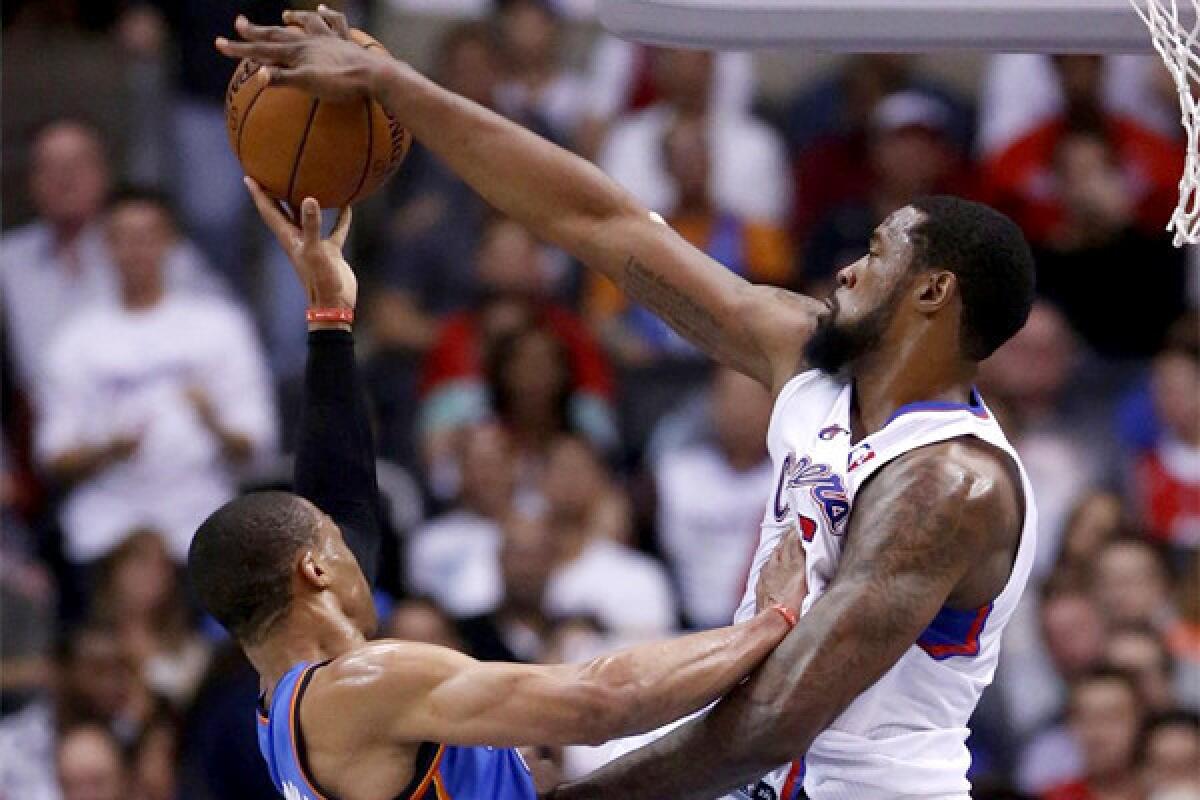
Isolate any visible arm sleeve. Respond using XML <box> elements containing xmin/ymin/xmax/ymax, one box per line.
<box><xmin>294</xmin><ymin>329</ymin><xmax>381</xmax><ymax>585</ymax></box>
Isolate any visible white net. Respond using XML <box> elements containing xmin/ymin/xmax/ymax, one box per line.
<box><xmin>1131</xmin><ymin>0</ymin><xmax>1200</xmax><ymax>246</ymax></box>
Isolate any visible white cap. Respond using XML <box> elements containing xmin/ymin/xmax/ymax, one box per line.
<box><xmin>872</xmin><ymin>91</ymin><xmax>950</xmax><ymax>135</ymax></box>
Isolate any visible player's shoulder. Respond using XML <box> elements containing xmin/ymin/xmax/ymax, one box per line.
<box><xmin>320</xmin><ymin>640</ymin><xmax>470</xmax><ymax>690</ymax></box>
<box><xmin>877</xmin><ymin>437</ymin><xmax>1021</xmax><ymax>519</ymax></box>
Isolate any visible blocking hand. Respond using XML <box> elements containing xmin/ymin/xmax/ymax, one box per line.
<box><xmin>216</xmin><ymin>7</ymin><xmax>390</xmax><ymax>102</ymax></box>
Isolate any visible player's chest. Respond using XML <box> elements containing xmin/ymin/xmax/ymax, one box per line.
<box><xmin>768</xmin><ymin>402</ymin><xmax>880</xmax><ymax>564</ymax></box>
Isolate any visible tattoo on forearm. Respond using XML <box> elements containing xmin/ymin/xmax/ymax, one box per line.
<box><xmin>623</xmin><ymin>257</ymin><xmax>723</xmax><ymax>353</ymax></box>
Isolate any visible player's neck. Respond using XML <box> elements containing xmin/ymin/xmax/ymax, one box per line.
<box><xmin>248</xmin><ymin>607</ymin><xmax>367</xmax><ymax>697</ymax></box>
<box><xmin>850</xmin><ymin>335</ymin><xmax>975</xmax><ymax>439</ymax></box>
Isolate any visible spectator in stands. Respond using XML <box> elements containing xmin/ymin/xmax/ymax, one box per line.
<box><xmin>34</xmin><ymin>188</ymin><xmax>277</xmax><ymax>567</ymax></box>
<box><xmin>370</xmin><ymin>22</ymin><xmax>505</xmax><ymax>356</ymax></box>
<box><xmin>1105</xmin><ymin>626</ymin><xmax>1177</xmax><ymax>714</ymax></box>
<box><xmin>1043</xmin><ymin>669</ymin><xmax>1146</xmax><ymax>800</ymax></box>
<box><xmin>599</xmin><ymin>48</ymin><xmax>791</xmax><ymax>224</ymax></box>
<box><xmin>1093</xmin><ymin>538</ymin><xmax>1175</xmax><ymax>629</ymax></box>
<box><xmin>1029</xmin><ymin>130</ymin><xmax>1188</xmax><ymax>359</ymax></box>
<box><xmin>543</xmin><ymin>434</ymin><xmax>633</xmax><ymax>545</ymax></box>
<box><xmin>383</xmin><ymin>597</ymin><xmax>468</xmax><ymax>651</ymax></box>
<box><xmin>586</xmin><ymin>114</ymin><xmax>792</xmax><ymax>364</ymax></box>
<box><xmin>90</xmin><ymin>530</ymin><xmax>209</xmax><ymax>709</ymax></box>
<box><xmin>654</xmin><ymin>367</ymin><xmax>774</xmax><ymax>629</ymax></box>
<box><xmin>0</xmin><ymin>120</ymin><xmax>219</xmax><ymax>395</ymax></box>
<box><xmin>978</xmin><ymin>302</ymin><xmax>1104</xmax><ymax>577</ymax></box>
<box><xmin>576</xmin><ymin>36</ymin><xmax>755</xmax><ymax>161</ymax></box>
<box><xmin>457</xmin><ymin>506</ymin><xmax>559</xmax><ymax>662</ymax></box>
<box><xmin>407</xmin><ymin>423</ymin><xmax>515</xmax><ymax>616</ymax></box>
<box><xmin>56</xmin><ymin>723</ymin><xmax>129</xmax><ymax>800</ymax></box>
<box><xmin>1140</xmin><ymin>711</ymin><xmax>1200</xmax><ymax>796</ymax></box>
<box><xmin>786</xmin><ymin>55</ymin><xmax>974</xmax><ymax>240</ymax></box>
<box><xmin>494</xmin><ymin>0</ymin><xmax>588</xmax><ymax>147</ymax></box>
<box><xmin>1057</xmin><ymin>491</ymin><xmax>1127</xmax><ymax>587</ymax></box>
<box><xmin>541</xmin><ymin>436</ymin><xmax>677</xmax><ymax>638</ymax></box>
<box><xmin>980</xmin><ymin>55</ymin><xmax>1182</xmax><ymax>249</ymax></box>
<box><xmin>0</xmin><ymin>442</ymin><xmax>55</xmax><ymax>711</ymax></box>
<box><xmin>977</xmin><ymin>56</ymin><xmax>1178</xmax><ymax>159</ymax></box>
<box><xmin>0</xmin><ymin>624</ymin><xmax>157</xmax><ymax>800</ymax></box>
<box><xmin>415</xmin><ymin>217</ymin><xmax>616</xmax><ymax>486</ymax></box>
<box><xmin>1166</xmin><ymin>552</ymin><xmax>1200</xmax><ymax>710</ymax></box>
<box><xmin>131</xmin><ymin>713</ymin><xmax>178</xmax><ymax>800</ymax></box>
<box><xmin>1134</xmin><ymin>313</ymin><xmax>1200</xmax><ymax>547</ymax></box>
<box><xmin>804</xmin><ymin>90</ymin><xmax>970</xmax><ymax>291</ymax></box>
<box><xmin>1013</xmin><ymin>585</ymin><xmax>1107</xmax><ymax>792</ymax></box>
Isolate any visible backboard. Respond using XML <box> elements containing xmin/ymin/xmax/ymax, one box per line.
<box><xmin>596</xmin><ymin>0</ymin><xmax>1176</xmax><ymax>52</ymax></box>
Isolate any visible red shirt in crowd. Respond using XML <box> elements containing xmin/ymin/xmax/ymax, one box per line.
<box><xmin>980</xmin><ymin>115</ymin><xmax>1182</xmax><ymax>246</ymax></box>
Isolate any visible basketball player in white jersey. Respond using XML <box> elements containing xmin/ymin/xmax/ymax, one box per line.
<box><xmin>220</xmin><ymin>10</ymin><xmax>1038</xmax><ymax>799</ymax></box>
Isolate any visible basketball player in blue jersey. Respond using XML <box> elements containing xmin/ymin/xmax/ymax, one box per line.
<box><xmin>219</xmin><ymin>9</ymin><xmax>1042</xmax><ymax>799</ymax></box>
<box><xmin>187</xmin><ymin>177</ymin><xmax>809</xmax><ymax>800</ymax></box>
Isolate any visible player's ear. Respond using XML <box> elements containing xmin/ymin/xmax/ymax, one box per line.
<box><xmin>299</xmin><ymin>550</ymin><xmax>332</xmax><ymax>590</ymax></box>
<box><xmin>914</xmin><ymin>269</ymin><xmax>956</xmax><ymax>314</ymax></box>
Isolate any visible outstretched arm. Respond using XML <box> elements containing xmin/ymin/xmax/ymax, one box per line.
<box><xmin>552</xmin><ymin>442</ymin><xmax>1022</xmax><ymax>799</ymax></box>
<box><xmin>315</xmin><ymin>604</ymin><xmax>800</xmax><ymax>750</ymax></box>
<box><xmin>217</xmin><ymin>10</ymin><xmax>821</xmax><ymax>393</ymax></box>
<box><xmin>245</xmin><ymin>179</ymin><xmax>382</xmax><ymax>584</ymax></box>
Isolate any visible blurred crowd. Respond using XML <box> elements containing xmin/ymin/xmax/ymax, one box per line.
<box><xmin>1</xmin><ymin>1</ymin><xmax>1198</xmax><ymax>799</ymax></box>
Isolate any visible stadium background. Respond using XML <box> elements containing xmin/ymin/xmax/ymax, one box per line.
<box><xmin>1</xmin><ymin>1</ymin><xmax>1197</xmax><ymax>798</ymax></box>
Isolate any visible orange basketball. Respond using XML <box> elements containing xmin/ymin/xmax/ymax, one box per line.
<box><xmin>224</xmin><ymin>29</ymin><xmax>411</xmax><ymax>208</ymax></box>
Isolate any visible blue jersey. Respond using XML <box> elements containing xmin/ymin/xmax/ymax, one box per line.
<box><xmin>257</xmin><ymin>661</ymin><xmax>538</xmax><ymax>800</ymax></box>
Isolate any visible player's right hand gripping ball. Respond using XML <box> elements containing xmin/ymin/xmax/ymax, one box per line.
<box><xmin>225</xmin><ymin>28</ymin><xmax>411</xmax><ymax>208</ymax></box>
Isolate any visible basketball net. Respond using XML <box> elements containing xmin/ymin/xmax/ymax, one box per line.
<box><xmin>1131</xmin><ymin>0</ymin><xmax>1200</xmax><ymax>246</ymax></box>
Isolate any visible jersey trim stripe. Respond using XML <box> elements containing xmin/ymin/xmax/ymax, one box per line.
<box><xmin>917</xmin><ymin>602</ymin><xmax>993</xmax><ymax>660</ymax></box>
<box><xmin>780</xmin><ymin>759</ymin><xmax>804</xmax><ymax>799</ymax></box>
<box><xmin>404</xmin><ymin>745</ymin><xmax>446</xmax><ymax>800</ymax></box>
<box><xmin>884</xmin><ymin>387</ymin><xmax>989</xmax><ymax>426</ymax></box>
<box><xmin>289</xmin><ymin>663</ymin><xmax>334</xmax><ymax>800</ymax></box>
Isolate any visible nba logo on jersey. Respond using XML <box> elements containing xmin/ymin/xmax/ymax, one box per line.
<box><xmin>848</xmin><ymin>443</ymin><xmax>876</xmax><ymax>472</ymax></box>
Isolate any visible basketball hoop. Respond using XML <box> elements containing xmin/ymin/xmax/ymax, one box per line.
<box><xmin>1131</xmin><ymin>0</ymin><xmax>1200</xmax><ymax>246</ymax></box>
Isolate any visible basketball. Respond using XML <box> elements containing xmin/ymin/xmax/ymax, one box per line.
<box><xmin>224</xmin><ymin>29</ymin><xmax>411</xmax><ymax>209</ymax></box>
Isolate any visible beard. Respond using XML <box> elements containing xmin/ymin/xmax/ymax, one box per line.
<box><xmin>804</xmin><ymin>289</ymin><xmax>902</xmax><ymax>376</ymax></box>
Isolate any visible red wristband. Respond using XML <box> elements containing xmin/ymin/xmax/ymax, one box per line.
<box><xmin>306</xmin><ymin>307</ymin><xmax>355</xmax><ymax>325</ymax></box>
<box><xmin>770</xmin><ymin>603</ymin><xmax>798</xmax><ymax>631</ymax></box>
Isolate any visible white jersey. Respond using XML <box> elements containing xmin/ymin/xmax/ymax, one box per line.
<box><xmin>722</xmin><ymin>370</ymin><xmax>1038</xmax><ymax>800</ymax></box>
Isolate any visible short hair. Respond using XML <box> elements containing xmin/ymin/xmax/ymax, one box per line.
<box><xmin>1107</xmin><ymin>623</ymin><xmax>1174</xmax><ymax>675</ymax></box>
<box><xmin>908</xmin><ymin>196</ymin><xmax>1036</xmax><ymax>361</ymax></box>
<box><xmin>435</xmin><ymin>21</ymin><xmax>498</xmax><ymax>71</ymax></box>
<box><xmin>53</xmin><ymin>622</ymin><xmax>122</xmax><ymax>667</ymax></box>
<box><xmin>1138</xmin><ymin>709</ymin><xmax>1200</xmax><ymax>764</ymax></box>
<box><xmin>107</xmin><ymin>184</ymin><xmax>179</xmax><ymax>229</ymax></box>
<box><xmin>187</xmin><ymin>491</ymin><xmax>320</xmax><ymax>644</ymax></box>
<box><xmin>1068</xmin><ymin>665</ymin><xmax>1140</xmax><ymax>712</ymax></box>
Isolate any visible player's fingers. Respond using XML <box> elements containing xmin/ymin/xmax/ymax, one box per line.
<box><xmin>234</xmin><ymin>15</ymin><xmax>302</xmax><ymax>43</ymax></box>
<box><xmin>301</xmin><ymin>197</ymin><xmax>323</xmax><ymax>247</ymax></box>
<box><xmin>283</xmin><ymin>9</ymin><xmax>333</xmax><ymax>36</ymax></box>
<box><xmin>243</xmin><ymin>177</ymin><xmax>297</xmax><ymax>243</ymax></box>
<box><xmin>317</xmin><ymin>4</ymin><xmax>352</xmax><ymax>38</ymax></box>
<box><xmin>331</xmin><ymin>206</ymin><xmax>353</xmax><ymax>248</ymax></box>
<box><xmin>215</xmin><ymin>38</ymin><xmax>295</xmax><ymax>65</ymax></box>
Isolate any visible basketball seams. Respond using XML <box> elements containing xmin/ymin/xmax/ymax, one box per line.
<box><xmin>236</xmin><ymin>78</ymin><xmax>269</xmax><ymax>162</ymax></box>
<box><xmin>286</xmin><ymin>98</ymin><xmax>323</xmax><ymax>208</ymax></box>
<box><xmin>347</xmin><ymin>98</ymin><xmax>374</xmax><ymax>205</ymax></box>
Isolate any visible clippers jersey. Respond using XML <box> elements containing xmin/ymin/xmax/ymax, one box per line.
<box><xmin>728</xmin><ymin>371</ymin><xmax>1038</xmax><ymax>800</ymax></box>
<box><xmin>257</xmin><ymin>661</ymin><xmax>537</xmax><ymax>800</ymax></box>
